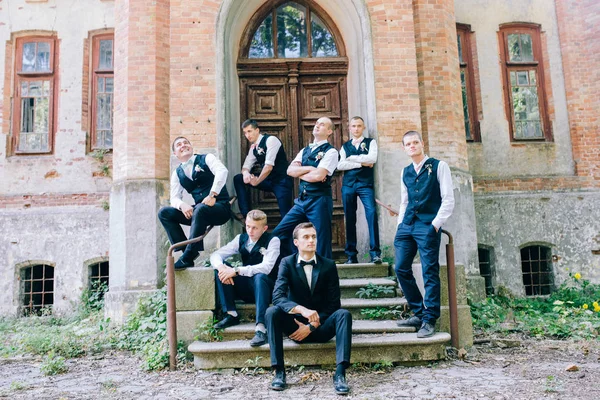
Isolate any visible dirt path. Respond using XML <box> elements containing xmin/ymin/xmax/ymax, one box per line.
<box><xmin>1</xmin><ymin>339</ymin><xmax>599</xmax><ymax>399</ymax></box>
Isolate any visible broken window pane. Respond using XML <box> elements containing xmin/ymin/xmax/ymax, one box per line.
<box><xmin>311</xmin><ymin>12</ymin><xmax>337</xmax><ymax>57</ymax></box>
<box><xmin>249</xmin><ymin>14</ymin><xmax>274</xmax><ymax>58</ymax></box>
<box><xmin>460</xmin><ymin>69</ymin><xmax>471</xmax><ymax>140</ymax></box>
<box><xmin>511</xmin><ymin>69</ymin><xmax>543</xmax><ymax>139</ymax></box>
<box><xmin>508</xmin><ymin>33</ymin><xmax>534</xmax><ymax>62</ymax></box>
<box><xmin>99</xmin><ymin>39</ymin><xmax>113</xmax><ymax>70</ymax></box>
<box><xmin>18</xmin><ymin>79</ymin><xmax>50</xmax><ymax>152</ymax></box>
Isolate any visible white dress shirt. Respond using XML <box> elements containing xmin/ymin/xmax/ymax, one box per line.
<box><xmin>337</xmin><ymin>137</ymin><xmax>378</xmax><ymax>171</ymax></box>
<box><xmin>169</xmin><ymin>153</ymin><xmax>228</xmax><ymax>210</ymax></box>
<box><xmin>292</xmin><ymin>140</ymin><xmax>339</xmax><ymax>175</ymax></box>
<box><xmin>297</xmin><ymin>254</ymin><xmax>317</xmax><ymax>288</ymax></box>
<box><xmin>241</xmin><ymin>134</ymin><xmax>283</xmax><ymax>171</ymax></box>
<box><xmin>210</xmin><ymin>234</ymin><xmax>281</xmax><ymax>277</ymax></box>
<box><xmin>396</xmin><ymin>155</ymin><xmax>454</xmax><ymax>230</ymax></box>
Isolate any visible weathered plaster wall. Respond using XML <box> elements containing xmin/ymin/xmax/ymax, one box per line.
<box><xmin>0</xmin><ymin>0</ymin><xmax>115</xmax><ymax>194</ymax></box>
<box><xmin>0</xmin><ymin>206</ymin><xmax>110</xmax><ymax>316</ymax></box>
<box><xmin>475</xmin><ymin>191</ymin><xmax>600</xmax><ymax>294</ymax></box>
<box><xmin>455</xmin><ymin>0</ymin><xmax>573</xmax><ymax>178</ymax></box>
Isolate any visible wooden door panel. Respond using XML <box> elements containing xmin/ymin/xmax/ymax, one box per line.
<box><xmin>238</xmin><ymin>61</ymin><xmax>349</xmax><ymax>259</ymax></box>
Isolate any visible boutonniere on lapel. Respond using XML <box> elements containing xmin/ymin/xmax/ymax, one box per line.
<box><xmin>424</xmin><ymin>163</ymin><xmax>432</xmax><ymax>176</ymax></box>
<box><xmin>360</xmin><ymin>142</ymin><xmax>366</xmax><ymax>151</ymax></box>
<box><xmin>258</xmin><ymin>247</ymin><xmax>267</xmax><ymax>255</ymax></box>
<box><xmin>316</xmin><ymin>151</ymin><xmax>325</xmax><ymax>161</ymax></box>
<box><xmin>256</xmin><ymin>147</ymin><xmax>265</xmax><ymax>155</ymax></box>
<box><xmin>194</xmin><ymin>165</ymin><xmax>204</xmax><ymax>173</ymax></box>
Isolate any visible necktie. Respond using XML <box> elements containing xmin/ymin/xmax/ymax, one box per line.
<box><xmin>246</xmin><ymin>240</ymin><xmax>255</xmax><ymax>252</ymax></box>
<box><xmin>182</xmin><ymin>157</ymin><xmax>194</xmax><ymax>169</ymax></box>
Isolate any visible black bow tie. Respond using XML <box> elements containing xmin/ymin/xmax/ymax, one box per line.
<box><xmin>299</xmin><ymin>260</ymin><xmax>315</xmax><ymax>267</ymax></box>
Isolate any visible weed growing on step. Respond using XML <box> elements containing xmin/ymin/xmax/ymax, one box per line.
<box><xmin>240</xmin><ymin>355</ymin><xmax>265</xmax><ymax>375</ymax></box>
<box><xmin>9</xmin><ymin>381</ymin><xmax>27</xmax><ymax>391</ymax></box>
<box><xmin>471</xmin><ymin>273</ymin><xmax>600</xmax><ymax>339</ymax></box>
<box><xmin>40</xmin><ymin>352</ymin><xmax>69</xmax><ymax>376</ymax></box>
<box><xmin>360</xmin><ymin>306</ymin><xmax>405</xmax><ymax>320</ymax></box>
<box><xmin>352</xmin><ymin>360</ymin><xmax>394</xmax><ymax>372</ymax></box>
<box><xmin>194</xmin><ymin>317</ymin><xmax>223</xmax><ymax>342</ymax></box>
<box><xmin>356</xmin><ymin>283</ymin><xmax>395</xmax><ymax>299</ymax></box>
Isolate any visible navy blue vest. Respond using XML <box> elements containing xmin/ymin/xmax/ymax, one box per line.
<box><xmin>342</xmin><ymin>138</ymin><xmax>374</xmax><ymax>187</ymax></box>
<box><xmin>298</xmin><ymin>142</ymin><xmax>335</xmax><ymax>197</ymax></box>
<box><xmin>253</xmin><ymin>135</ymin><xmax>289</xmax><ymax>182</ymax></box>
<box><xmin>239</xmin><ymin>232</ymin><xmax>279</xmax><ymax>280</ymax></box>
<box><xmin>176</xmin><ymin>154</ymin><xmax>229</xmax><ymax>204</ymax></box>
<box><xmin>402</xmin><ymin>158</ymin><xmax>441</xmax><ymax>225</ymax></box>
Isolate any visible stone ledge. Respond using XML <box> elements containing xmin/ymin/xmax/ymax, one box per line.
<box><xmin>189</xmin><ymin>332</ymin><xmax>450</xmax><ymax>369</ymax></box>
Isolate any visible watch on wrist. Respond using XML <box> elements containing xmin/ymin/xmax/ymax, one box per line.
<box><xmin>308</xmin><ymin>323</ymin><xmax>316</xmax><ymax>332</ymax></box>
<box><xmin>233</xmin><ymin>266</ymin><xmax>240</xmax><ymax>276</ymax></box>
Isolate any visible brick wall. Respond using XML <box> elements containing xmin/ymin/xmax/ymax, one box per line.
<box><xmin>113</xmin><ymin>0</ymin><xmax>170</xmax><ymax>181</ymax></box>
<box><xmin>169</xmin><ymin>0</ymin><xmax>221</xmax><ymax>149</ymax></box>
<box><xmin>412</xmin><ymin>0</ymin><xmax>468</xmax><ymax>170</ymax></box>
<box><xmin>0</xmin><ymin>193</ymin><xmax>109</xmax><ymax>209</ymax></box>
<box><xmin>555</xmin><ymin>0</ymin><xmax>600</xmax><ymax>182</ymax></box>
<box><xmin>366</xmin><ymin>0</ymin><xmax>421</xmax><ymax>150</ymax></box>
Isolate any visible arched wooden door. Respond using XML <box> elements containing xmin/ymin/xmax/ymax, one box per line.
<box><xmin>237</xmin><ymin>0</ymin><xmax>349</xmax><ymax>257</ymax></box>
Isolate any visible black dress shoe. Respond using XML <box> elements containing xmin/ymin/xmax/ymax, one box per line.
<box><xmin>214</xmin><ymin>314</ymin><xmax>240</xmax><ymax>330</ymax></box>
<box><xmin>270</xmin><ymin>370</ymin><xmax>286</xmax><ymax>391</ymax></box>
<box><xmin>396</xmin><ymin>315</ymin><xmax>422</xmax><ymax>328</ymax></box>
<box><xmin>333</xmin><ymin>373</ymin><xmax>350</xmax><ymax>395</ymax></box>
<box><xmin>344</xmin><ymin>257</ymin><xmax>358</xmax><ymax>264</ymax></box>
<box><xmin>371</xmin><ymin>256</ymin><xmax>383</xmax><ymax>264</ymax></box>
<box><xmin>174</xmin><ymin>257</ymin><xmax>195</xmax><ymax>270</ymax></box>
<box><xmin>249</xmin><ymin>330</ymin><xmax>267</xmax><ymax>347</ymax></box>
<box><xmin>417</xmin><ymin>322</ymin><xmax>436</xmax><ymax>338</ymax></box>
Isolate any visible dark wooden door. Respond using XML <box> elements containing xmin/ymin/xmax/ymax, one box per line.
<box><xmin>238</xmin><ymin>59</ymin><xmax>349</xmax><ymax>256</ymax></box>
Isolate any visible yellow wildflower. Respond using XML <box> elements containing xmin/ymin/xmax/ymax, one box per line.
<box><xmin>594</xmin><ymin>301</ymin><xmax>599</xmax><ymax>308</ymax></box>
<box><xmin>574</xmin><ymin>272</ymin><xmax>582</xmax><ymax>280</ymax></box>
<box><xmin>582</xmin><ymin>304</ymin><xmax>589</xmax><ymax>310</ymax></box>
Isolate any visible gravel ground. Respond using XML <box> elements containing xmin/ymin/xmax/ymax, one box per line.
<box><xmin>1</xmin><ymin>339</ymin><xmax>599</xmax><ymax>399</ymax></box>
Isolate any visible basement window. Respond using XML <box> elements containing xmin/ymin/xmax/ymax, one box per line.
<box><xmin>478</xmin><ymin>247</ymin><xmax>495</xmax><ymax>296</ymax></box>
<box><xmin>89</xmin><ymin>261</ymin><xmax>109</xmax><ymax>299</ymax></box>
<box><xmin>20</xmin><ymin>263</ymin><xmax>54</xmax><ymax>315</ymax></box>
<box><xmin>521</xmin><ymin>245</ymin><xmax>554</xmax><ymax>296</ymax></box>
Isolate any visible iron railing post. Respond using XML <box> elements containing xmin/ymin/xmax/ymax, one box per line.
<box><xmin>442</xmin><ymin>229</ymin><xmax>459</xmax><ymax>349</ymax></box>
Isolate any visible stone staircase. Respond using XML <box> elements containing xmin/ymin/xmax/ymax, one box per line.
<box><xmin>176</xmin><ymin>261</ymin><xmax>472</xmax><ymax>370</ymax></box>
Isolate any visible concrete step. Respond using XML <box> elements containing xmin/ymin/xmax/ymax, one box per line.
<box><xmin>335</xmin><ymin>262</ymin><xmax>390</xmax><ymax>279</ymax></box>
<box><xmin>189</xmin><ymin>332</ymin><xmax>450</xmax><ymax>369</ymax></box>
<box><xmin>339</xmin><ymin>277</ymin><xmax>398</xmax><ymax>298</ymax></box>
<box><xmin>235</xmin><ymin>297</ymin><xmax>408</xmax><ymax>322</ymax></box>
<box><xmin>220</xmin><ymin>320</ymin><xmax>415</xmax><ymax>341</ymax></box>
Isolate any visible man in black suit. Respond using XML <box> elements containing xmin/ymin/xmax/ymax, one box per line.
<box><xmin>265</xmin><ymin>222</ymin><xmax>352</xmax><ymax>395</ymax></box>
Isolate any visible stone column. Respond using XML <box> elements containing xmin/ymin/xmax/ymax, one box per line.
<box><xmin>412</xmin><ymin>0</ymin><xmax>479</xmax><ymax>274</ymax></box>
<box><xmin>105</xmin><ymin>0</ymin><xmax>171</xmax><ymax>324</ymax></box>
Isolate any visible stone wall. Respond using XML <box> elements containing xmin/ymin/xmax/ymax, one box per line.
<box><xmin>475</xmin><ymin>191</ymin><xmax>600</xmax><ymax>295</ymax></box>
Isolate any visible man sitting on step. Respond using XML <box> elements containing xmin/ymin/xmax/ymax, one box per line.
<box><xmin>158</xmin><ymin>136</ymin><xmax>231</xmax><ymax>270</ymax></box>
<box><xmin>266</xmin><ymin>222</ymin><xmax>352</xmax><ymax>395</ymax></box>
<box><xmin>210</xmin><ymin>210</ymin><xmax>281</xmax><ymax>347</ymax></box>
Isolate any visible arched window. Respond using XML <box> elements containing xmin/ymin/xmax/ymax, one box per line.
<box><xmin>520</xmin><ymin>245</ymin><xmax>554</xmax><ymax>295</ymax></box>
<box><xmin>19</xmin><ymin>263</ymin><xmax>54</xmax><ymax>315</ymax></box>
<box><xmin>245</xmin><ymin>1</ymin><xmax>341</xmax><ymax>59</ymax></box>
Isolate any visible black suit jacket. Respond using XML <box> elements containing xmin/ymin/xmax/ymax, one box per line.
<box><xmin>272</xmin><ymin>253</ymin><xmax>341</xmax><ymax>322</ymax></box>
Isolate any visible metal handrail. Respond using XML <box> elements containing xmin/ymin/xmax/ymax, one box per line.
<box><xmin>166</xmin><ymin>197</ymin><xmax>243</xmax><ymax>370</ymax></box>
<box><xmin>376</xmin><ymin>199</ymin><xmax>460</xmax><ymax>348</ymax></box>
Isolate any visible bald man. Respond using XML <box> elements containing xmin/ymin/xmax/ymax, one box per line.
<box><xmin>273</xmin><ymin>117</ymin><xmax>339</xmax><ymax>258</ymax></box>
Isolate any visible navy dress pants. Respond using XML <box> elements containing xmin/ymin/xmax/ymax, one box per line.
<box><xmin>272</xmin><ymin>195</ymin><xmax>333</xmax><ymax>258</ymax></box>
<box><xmin>393</xmin><ymin>220</ymin><xmax>442</xmax><ymax>324</ymax></box>
<box><xmin>233</xmin><ymin>173</ymin><xmax>293</xmax><ymax>218</ymax></box>
<box><xmin>342</xmin><ymin>184</ymin><xmax>381</xmax><ymax>259</ymax></box>
<box><xmin>158</xmin><ymin>201</ymin><xmax>230</xmax><ymax>258</ymax></box>
<box><xmin>215</xmin><ymin>271</ymin><xmax>274</xmax><ymax>326</ymax></box>
<box><xmin>265</xmin><ymin>306</ymin><xmax>352</xmax><ymax>368</ymax></box>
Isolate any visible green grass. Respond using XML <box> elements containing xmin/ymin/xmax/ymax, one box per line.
<box><xmin>471</xmin><ymin>274</ymin><xmax>600</xmax><ymax>339</ymax></box>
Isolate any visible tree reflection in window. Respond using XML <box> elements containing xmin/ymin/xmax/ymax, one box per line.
<box><xmin>248</xmin><ymin>1</ymin><xmax>338</xmax><ymax>59</ymax></box>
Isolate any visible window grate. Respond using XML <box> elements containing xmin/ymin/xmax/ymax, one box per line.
<box><xmin>20</xmin><ymin>264</ymin><xmax>54</xmax><ymax>315</ymax></box>
<box><xmin>477</xmin><ymin>247</ymin><xmax>494</xmax><ymax>296</ymax></box>
<box><xmin>89</xmin><ymin>261</ymin><xmax>109</xmax><ymax>299</ymax></box>
<box><xmin>521</xmin><ymin>245</ymin><xmax>554</xmax><ymax>296</ymax></box>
